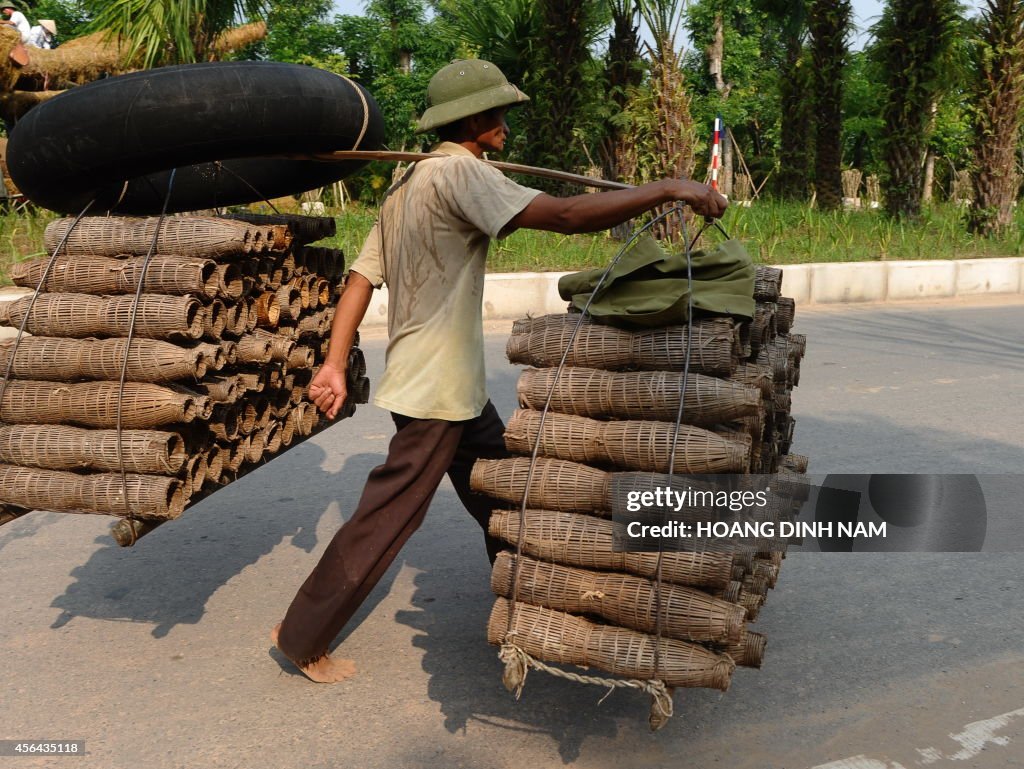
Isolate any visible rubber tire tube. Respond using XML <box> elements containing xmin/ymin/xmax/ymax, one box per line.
<box><xmin>7</xmin><ymin>61</ymin><xmax>384</xmax><ymax>215</ymax></box>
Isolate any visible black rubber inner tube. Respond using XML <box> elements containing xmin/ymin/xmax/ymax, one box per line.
<box><xmin>7</xmin><ymin>61</ymin><xmax>384</xmax><ymax>215</ymax></box>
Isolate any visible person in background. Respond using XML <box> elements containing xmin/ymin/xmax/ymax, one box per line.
<box><xmin>27</xmin><ymin>19</ymin><xmax>56</xmax><ymax>49</ymax></box>
<box><xmin>0</xmin><ymin>5</ymin><xmax>30</xmax><ymax>43</ymax></box>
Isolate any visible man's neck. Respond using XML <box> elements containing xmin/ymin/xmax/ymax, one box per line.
<box><xmin>454</xmin><ymin>139</ymin><xmax>484</xmax><ymax>158</ymax></box>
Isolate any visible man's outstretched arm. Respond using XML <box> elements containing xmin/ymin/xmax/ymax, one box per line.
<box><xmin>509</xmin><ymin>179</ymin><xmax>727</xmax><ymax>235</ymax></box>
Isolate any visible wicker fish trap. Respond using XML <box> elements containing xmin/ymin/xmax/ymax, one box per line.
<box><xmin>0</xmin><ymin>211</ymin><xmax>368</xmax><ymax>543</ymax></box>
<box><xmin>0</xmin><ymin>464</ymin><xmax>185</xmax><ymax>519</ymax></box>
<box><xmin>750</xmin><ymin>303</ymin><xmax>776</xmax><ymax>354</ymax></box>
<box><xmin>753</xmin><ymin>266</ymin><xmax>782</xmax><ymax>302</ymax></box>
<box><xmin>788</xmin><ymin>333</ymin><xmax>807</xmax><ymax>359</ymax></box>
<box><xmin>0</xmin><ymin>337</ymin><xmax>209</xmax><ymax>383</ymax></box>
<box><xmin>776</xmin><ymin>297</ymin><xmax>795</xmax><ymax>333</ymax></box>
<box><xmin>201</xmin><ymin>300</ymin><xmax>227</xmax><ymax>339</ymax></box>
<box><xmin>11</xmin><ymin>254</ymin><xmax>222</xmax><ymax>299</ymax></box>
<box><xmin>235</xmin><ymin>334</ymin><xmax>274</xmax><ymax>364</ymax></box>
<box><xmin>215</xmin><ymin>263</ymin><xmax>245</xmax><ymax>300</ymax></box>
<box><xmin>471</xmin><ymin>457</ymin><xmax>609</xmax><ymax>513</ymax></box>
<box><xmin>516</xmin><ymin>367</ymin><xmax>761</xmax><ymax>426</ymax></box>
<box><xmin>492</xmin><ymin>552</ymin><xmax>745</xmax><ymax>644</ymax></box>
<box><xmin>488</xmin><ymin>599</ymin><xmax>735</xmax><ymax>690</ymax></box>
<box><xmin>488</xmin><ymin>509</ymin><xmax>737</xmax><ymax>589</ymax></box>
<box><xmin>0</xmin><ymin>293</ymin><xmax>204</xmax><ymax>341</ymax></box>
<box><xmin>44</xmin><ymin>216</ymin><xmax>284</xmax><ymax>258</ymax></box>
<box><xmin>0</xmin><ymin>380</ymin><xmax>211</xmax><ymax>429</ymax></box>
<box><xmin>781</xmin><ymin>453</ymin><xmax>809</xmax><ymax>473</ymax></box>
<box><xmin>504</xmin><ymin>409</ymin><xmax>750</xmax><ymax>474</ymax></box>
<box><xmin>0</xmin><ymin>425</ymin><xmax>186</xmax><ymax>475</ymax></box>
<box><xmin>729</xmin><ymin>362</ymin><xmax>775</xmax><ymax>399</ymax></box>
<box><xmin>222</xmin><ymin>213</ymin><xmax>335</xmax><ymax>247</ymax></box>
<box><xmin>713</xmin><ymin>629</ymin><xmax>766</xmax><ymax>668</ymax></box>
<box><xmin>506</xmin><ymin>315</ymin><xmax>738</xmax><ymax>376</ymax></box>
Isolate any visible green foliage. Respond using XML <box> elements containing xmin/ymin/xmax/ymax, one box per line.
<box><xmin>334</xmin><ymin>0</ymin><xmax>460</xmax><ymax>154</ymax></box>
<box><xmin>84</xmin><ymin>0</ymin><xmax>269</xmax><ymax>67</ymax></box>
<box><xmin>31</xmin><ymin>0</ymin><xmax>92</xmax><ymax>40</ymax></box>
<box><xmin>434</xmin><ymin>0</ymin><xmax>537</xmax><ymax>89</ymax></box>
<box><xmin>262</xmin><ymin>0</ymin><xmax>339</xmax><ymax>63</ymax></box>
<box><xmin>841</xmin><ymin>50</ymin><xmax>885</xmax><ymax>175</ymax></box>
<box><xmin>683</xmin><ymin>0</ymin><xmax>785</xmax><ymax>182</ymax></box>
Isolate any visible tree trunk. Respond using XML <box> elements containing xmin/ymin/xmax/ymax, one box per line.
<box><xmin>878</xmin><ymin>2</ymin><xmax>959</xmax><ymax>219</ymax></box>
<box><xmin>968</xmin><ymin>0</ymin><xmax>1024</xmax><ymax>237</ymax></box>
<box><xmin>808</xmin><ymin>0</ymin><xmax>851</xmax><ymax>211</ymax></box>
<box><xmin>922</xmin><ymin>151</ymin><xmax>935</xmax><ymax>204</ymax></box>
<box><xmin>601</xmin><ymin>0</ymin><xmax>642</xmax><ymax>239</ymax></box>
<box><xmin>776</xmin><ymin>35</ymin><xmax>811</xmax><ymax>200</ymax></box>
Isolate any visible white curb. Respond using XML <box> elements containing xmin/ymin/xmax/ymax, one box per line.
<box><xmin>358</xmin><ymin>257</ymin><xmax>1024</xmax><ymax>326</ymax></box>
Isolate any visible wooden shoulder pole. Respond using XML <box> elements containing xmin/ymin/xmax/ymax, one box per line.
<box><xmin>288</xmin><ymin>150</ymin><xmax>633</xmax><ymax>191</ymax></box>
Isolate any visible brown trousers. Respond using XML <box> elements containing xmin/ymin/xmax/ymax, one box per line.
<box><xmin>276</xmin><ymin>401</ymin><xmax>509</xmax><ymax>665</ymax></box>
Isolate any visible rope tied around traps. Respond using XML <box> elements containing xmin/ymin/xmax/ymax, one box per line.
<box><xmin>498</xmin><ymin>638</ymin><xmax>675</xmax><ymax>731</ymax></box>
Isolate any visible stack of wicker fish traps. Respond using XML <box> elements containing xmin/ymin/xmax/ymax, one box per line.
<box><xmin>0</xmin><ymin>213</ymin><xmax>368</xmax><ymax>545</ymax></box>
<box><xmin>471</xmin><ymin>264</ymin><xmax>808</xmax><ymax>730</ymax></box>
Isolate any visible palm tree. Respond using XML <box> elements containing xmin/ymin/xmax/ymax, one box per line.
<box><xmin>87</xmin><ymin>0</ymin><xmax>268</xmax><ymax>68</ymax></box>
<box><xmin>755</xmin><ymin>0</ymin><xmax>810</xmax><ymax>200</ymax></box>
<box><xmin>637</xmin><ymin>0</ymin><xmax>696</xmax><ymax>185</ymax></box>
<box><xmin>968</xmin><ymin>0</ymin><xmax>1024</xmax><ymax>236</ymax></box>
<box><xmin>874</xmin><ymin>0</ymin><xmax>963</xmax><ymax>219</ymax></box>
<box><xmin>439</xmin><ymin>0</ymin><xmax>537</xmax><ymax>91</ymax></box>
<box><xmin>634</xmin><ymin>0</ymin><xmax>696</xmax><ymax>238</ymax></box>
<box><xmin>526</xmin><ymin>0</ymin><xmax>605</xmax><ymax>185</ymax></box>
<box><xmin>600</xmin><ymin>0</ymin><xmax>643</xmax><ymax>184</ymax></box>
<box><xmin>807</xmin><ymin>0</ymin><xmax>851</xmax><ymax>210</ymax></box>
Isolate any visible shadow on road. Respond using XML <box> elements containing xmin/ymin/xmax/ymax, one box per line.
<box><xmin>46</xmin><ymin>440</ymin><xmax>389</xmax><ymax>640</ymax></box>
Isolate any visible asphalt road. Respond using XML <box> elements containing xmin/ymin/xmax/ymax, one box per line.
<box><xmin>1</xmin><ymin>296</ymin><xmax>1023</xmax><ymax>769</ymax></box>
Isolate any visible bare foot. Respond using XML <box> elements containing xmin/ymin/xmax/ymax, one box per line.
<box><xmin>271</xmin><ymin>622</ymin><xmax>358</xmax><ymax>683</ymax></box>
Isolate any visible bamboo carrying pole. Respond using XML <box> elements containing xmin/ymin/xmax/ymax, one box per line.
<box><xmin>292</xmin><ymin>150</ymin><xmax>634</xmax><ymax>191</ymax></box>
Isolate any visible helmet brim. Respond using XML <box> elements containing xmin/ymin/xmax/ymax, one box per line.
<box><xmin>415</xmin><ymin>83</ymin><xmax>529</xmax><ymax>134</ymax></box>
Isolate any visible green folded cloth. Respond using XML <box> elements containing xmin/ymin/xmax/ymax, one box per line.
<box><xmin>557</xmin><ymin>235</ymin><xmax>756</xmax><ymax>328</ymax></box>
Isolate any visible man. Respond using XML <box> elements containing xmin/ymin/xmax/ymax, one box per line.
<box><xmin>0</xmin><ymin>5</ymin><xmax>30</xmax><ymax>42</ymax></box>
<box><xmin>27</xmin><ymin>19</ymin><xmax>55</xmax><ymax>49</ymax></box>
<box><xmin>272</xmin><ymin>59</ymin><xmax>727</xmax><ymax>683</ymax></box>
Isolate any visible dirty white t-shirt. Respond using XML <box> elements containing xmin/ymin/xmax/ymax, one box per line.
<box><xmin>348</xmin><ymin>142</ymin><xmax>542</xmax><ymax>420</ymax></box>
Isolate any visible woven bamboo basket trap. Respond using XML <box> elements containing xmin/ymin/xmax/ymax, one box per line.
<box><xmin>475</xmin><ymin>262</ymin><xmax>808</xmax><ymax>730</ymax></box>
<box><xmin>0</xmin><ymin>213</ymin><xmax>368</xmax><ymax>544</ymax></box>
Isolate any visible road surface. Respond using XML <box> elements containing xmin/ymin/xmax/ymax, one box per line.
<box><xmin>1</xmin><ymin>296</ymin><xmax>1022</xmax><ymax>769</ymax></box>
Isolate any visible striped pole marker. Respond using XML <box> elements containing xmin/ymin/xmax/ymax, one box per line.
<box><xmin>710</xmin><ymin>115</ymin><xmax>722</xmax><ymax>191</ymax></box>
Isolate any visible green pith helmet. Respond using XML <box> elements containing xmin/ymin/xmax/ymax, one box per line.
<box><xmin>415</xmin><ymin>59</ymin><xmax>529</xmax><ymax>134</ymax></box>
